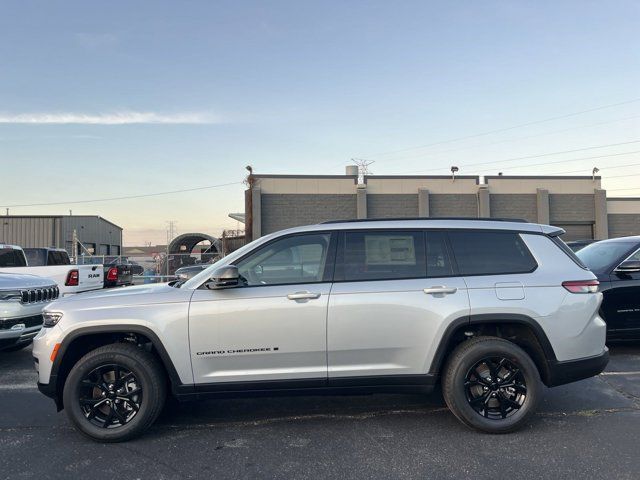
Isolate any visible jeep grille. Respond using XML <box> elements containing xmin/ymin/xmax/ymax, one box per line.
<box><xmin>20</xmin><ymin>286</ymin><xmax>59</xmax><ymax>304</ymax></box>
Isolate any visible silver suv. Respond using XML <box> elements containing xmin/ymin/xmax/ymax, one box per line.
<box><xmin>33</xmin><ymin>219</ymin><xmax>608</xmax><ymax>442</ymax></box>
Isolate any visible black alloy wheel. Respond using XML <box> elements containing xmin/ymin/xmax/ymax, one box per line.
<box><xmin>464</xmin><ymin>356</ymin><xmax>527</xmax><ymax>419</ymax></box>
<box><xmin>63</xmin><ymin>342</ymin><xmax>166</xmax><ymax>442</ymax></box>
<box><xmin>442</xmin><ymin>336</ymin><xmax>541</xmax><ymax>433</ymax></box>
<box><xmin>79</xmin><ymin>364</ymin><xmax>143</xmax><ymax>428</ymax></box>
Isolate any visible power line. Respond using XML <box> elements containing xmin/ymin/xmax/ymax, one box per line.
<box><xmin>393</xmin><ymin>139</ymin><xmax>640</xmax><ymax>175</ymax></box>
<box><xmin>360</xmin><ymin>97</ymin><xmax>640</xmax><ymax>159</ymax></box>
<box><xmin>500</xmin><ymin>150</ymin><xmax>640</xmax><ymax>173</ymax></box>
<box><xmin>0</xmin><ymin>181</ymin><xmax>243</xmax><ymax>208</ymax></box>
<box><xmin>545</xmin><ymin>160</ymin><xmax>640</xmax><ymax>175</ymax></box>
<box><xmin>364</xmin><ymin>114</ymin><xmax>640</xmax><ymax>164</ymax></box>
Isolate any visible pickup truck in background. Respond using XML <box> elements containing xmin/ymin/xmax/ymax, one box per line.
<box><xmin>79</xmin><ymin>256</ymin><xmax>135</xmax><ymax>288</ymax></box>
<box><xmin>0</xmin><ymin>245</ymin><xmax>103</xmax><ymax>296</ymax></box>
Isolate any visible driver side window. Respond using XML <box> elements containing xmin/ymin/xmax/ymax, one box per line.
<box><xmin>236</xmin><ymin>233</ymin><xmax>332</xmax><ymax>286</ymax></box>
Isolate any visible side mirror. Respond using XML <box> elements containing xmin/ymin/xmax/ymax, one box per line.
<box><xmin>615</xmin><ymin>260</ymin><xmax>640</xmax><ymax>274</ymax></box>
<box><xmin>207</xmin><ymin>265</ymin><xmax>240</xmax><ymax>289</ymax></box>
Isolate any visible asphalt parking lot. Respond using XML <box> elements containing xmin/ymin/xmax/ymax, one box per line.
<box><xmin>1</xmin><ymin>344</ymin><xmax>639</xmax><ymax>480</ymax></box>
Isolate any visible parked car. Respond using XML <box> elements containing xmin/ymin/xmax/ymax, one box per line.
<box><xmin>576</xmin><ymin>236</ymin><xmax>640</xmax><ymax>340</ymax></box>
<box><xmin>174</xmin><ymin>264</ymin><xmax>209</xmax><ymax>280</ymax></box>
<box><xmin>1</xmin><ymin>272</ymin><xmax>59</xmax><ymax>351</ymax></box>
<box><xmin>33</xmin><ymin>218</ymin><xmax>607</xmax><ymax>442</ymax></box>
<box><xmin>0</xmin><ymin>245</ymin><xmax>103</xmax><ymax>296</ymax></box>
<box><xmin>566</xmin><ymin>239</ymin><xmax>597</xmax><ymax>252</ymax></box>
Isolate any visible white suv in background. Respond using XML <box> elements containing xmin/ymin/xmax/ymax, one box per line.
<box><xmin>33</xmin><ymin>218</ymin><xmax>607</xmax><ymax>442</ymax></box>
<box><xmin>1</xmin><ymin>273</ymin><xmax>59</xmax><ymax>351</ymax></box>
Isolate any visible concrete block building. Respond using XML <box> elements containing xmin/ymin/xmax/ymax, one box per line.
<box><xmin>245</xmin><ymin>172</ymin><xmax>640</xmax><ymax>241</ymax></box>
<box><xmin>0</xmin><ymin>215</ymin><xmax>123</xmax><ymax>255</ymax></box>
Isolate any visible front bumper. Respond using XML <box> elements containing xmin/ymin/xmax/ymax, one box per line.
<box><xmin>546</xmin><ymin>347</ymin><xmax>609</xmax><ymax>387</ymax></box>
<box><xmin>0</xmin><ymin>319</ymin><xmax>42</xmax><ymax>351</ymax></box>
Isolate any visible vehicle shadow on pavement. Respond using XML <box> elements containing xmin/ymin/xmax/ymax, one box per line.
<box><xmin>156</xmin><ymin>387</ymin><xmax>449</xmax><ymax>428</ymax></box>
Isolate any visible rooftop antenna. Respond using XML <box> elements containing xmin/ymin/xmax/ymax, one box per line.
<box><xmin>351</xmin><ymin>158</ymin><xmax>375</xmax><ymax>184</ymax></box>
<box><xmin>451</xmin><ymin>165</ymin><xmax>459</xmax><ymax>181</ymax></box>
<box><xmin>592</xmin><ymin>167</ymin><xmax>599</xmax><ymax>181</ymax></box>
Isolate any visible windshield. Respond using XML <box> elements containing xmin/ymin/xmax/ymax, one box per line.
<box><xmin>577</xmin><ymin>242</ymin><xmax>638</xmax><ymax>273</ymax></box>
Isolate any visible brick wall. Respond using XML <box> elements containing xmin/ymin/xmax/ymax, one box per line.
<box><xmin>549</xmin><ymin>194</ymin><xmax>595</xmax><ymax>222</ymax></box>
<box><xmin>490</xmin><ymin>194</ymin><xmax>537</xmax><ymax>222</ymax></box>
<box><xmin>367</xmin><ymin>194</ymin><xmax>418</xmax><ymax>218</ymax></box>
<box><xmin>608</xmin><ymin>214</ymin><xmax>640</xmax><ymax>238</ymax></box>
<box><xmin>429</xmin><ymin>194</ymin><xmax>478</xmax><ymax>217</ymax></box>
<box><xmin>261</xmin><ymin>194</ymin><xmax>357</xmax><ymax>234</ymax></box>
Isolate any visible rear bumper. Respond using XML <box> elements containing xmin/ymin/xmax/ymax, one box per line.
<box><xmin>546</xmin><ymin>348</ymin><xmax>609</xmax><ymax>387</ymax></box>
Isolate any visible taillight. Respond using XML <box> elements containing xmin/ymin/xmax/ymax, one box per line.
<box><xmin>562</xmin><ymin>280</ymin><xmax>599</xmax><ymax>294</ymax></box>
<box><xmin>107</xmin><ymin>267</ymin><xmax>118</xmax><ymax>282</ymax></box>
<box><xmin>65</xmin><ymin>269</ymin><xmax>79</xmax><ymax>286</ymax></box>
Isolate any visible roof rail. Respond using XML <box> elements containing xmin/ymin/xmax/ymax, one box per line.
<box><xmin>320</xmin><ymin>217</ymin><xmax>529</xmax><ymax>224</ymax></box>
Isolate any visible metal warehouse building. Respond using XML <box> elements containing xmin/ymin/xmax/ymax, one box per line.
<box><xmin>0</xmin><ymin>215</ymin><xmax>123</xmax><ymax>255</ymax></box>
<box><xmin>244</xmin><ymin>171</ymin><xmax>640</xmax><ymax>241</ymax></box>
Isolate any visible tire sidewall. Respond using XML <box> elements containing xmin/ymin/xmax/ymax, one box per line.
<box><xmin>446</xmin><ymin>340</ymin><xmax>541</xmax><ymax>433</ymax></box>
<box><xmin>63</xmin><ymin>349</ymin><xmax>158</xmax><ymax>442</ymax></box>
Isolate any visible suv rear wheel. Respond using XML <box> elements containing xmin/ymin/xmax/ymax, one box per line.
<box><xmin>62</xmin><ymin>343</ymin><xmax>166</xmax><ymax>442</ymax></box>
<box><xmin>442</xmin><ymin>336</ymin><xmax>541</xmax><ymax>433</ymax></box>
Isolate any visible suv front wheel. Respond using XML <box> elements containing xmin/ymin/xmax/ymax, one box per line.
<box><xmin>442</xmin><ymin>336</ymin><xmax>542</xmax><ymax>433</ymax></box>
<box><xmin>63</xmin><ymin>343</ymin><xmax>166</xmax><ymax>442</ymax></box>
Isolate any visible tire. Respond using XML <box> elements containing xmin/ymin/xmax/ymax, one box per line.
<box><xmin>63</xmin><ymin>343</ymin><xmax>166</xmax><ymax>442</ymax></box>
<box><xmin>442</xmin><ymin>336</ymin><xmax>542</xmax><ymax>433</ymax></box>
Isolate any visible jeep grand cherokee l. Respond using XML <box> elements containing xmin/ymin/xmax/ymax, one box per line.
<box><xmin>33</xmin><ymin>218</ymin><xmax>608</xmax><ymax>442</ymax></box>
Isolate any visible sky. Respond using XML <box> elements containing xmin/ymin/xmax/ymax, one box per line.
<box><xmin>1</xmin><ymin>1</ymin><xmax>639</xmax><ymax>245</ymax></box>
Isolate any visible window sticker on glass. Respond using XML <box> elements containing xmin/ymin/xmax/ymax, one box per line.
<box><xmin>365</xmin><ymin>235</ymin><xmax>416</xmax><ymax>265</ymax></box>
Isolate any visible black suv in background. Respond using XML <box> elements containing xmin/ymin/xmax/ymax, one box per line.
<box><xmin>577</xmin><ymin>236</ymin><xmax>640</xmax><ymax>340</ymax></box>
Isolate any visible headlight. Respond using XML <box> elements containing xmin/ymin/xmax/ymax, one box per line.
<box><xmin>43</xmin><ymin>311</ymin><xmax>63</xmax><ymax>328</ymax></box>
<box><xmin>0</xmin><ymin>290</ymin><xmax>22</xmax><ymax>301</ymax></box>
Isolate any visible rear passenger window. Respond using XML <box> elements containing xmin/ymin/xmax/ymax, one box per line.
<box><xmin>426</xmin><ymin>232</ymin><xmax>453</xmax><ymax>277</ymax></box>
<box><xmin>343</xmin><ymin>231</ymin><xmax>426</xmax><ymax>281</ymax></box>
<box><xmin>448</xmin><ymin>231</ymin><xmax>537</xmax><ymax>275</ymax></box>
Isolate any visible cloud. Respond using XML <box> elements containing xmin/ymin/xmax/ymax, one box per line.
<box><xmin>0</xmin><ymin>111</ymin><xmax>223</xmax><ymax>125</ymax></box>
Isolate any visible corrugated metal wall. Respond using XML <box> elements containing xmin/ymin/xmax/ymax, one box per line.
<box><xmin>61</xmin><ymin>216</ymin><xmax>122</xmax><ymax>254</ymax></box>
<box><xmin>0</xmin><ymin>216</ymin><xmax>61</xmax><ymax>247</ymax></box>
<box><xmin>0</xmin><ymin>216</ymin><xmax>122</xmax><ymax>254</ymax></box>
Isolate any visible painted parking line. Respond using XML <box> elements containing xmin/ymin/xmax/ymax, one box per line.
<box><xmin>600</xmin><ymin>371</ymin><xmax>640</xmax><ymax>376</ymax></box>
<box><xmin>0</xmin><ymin>382</ymin><xmax>37</xmax><ymax>390</ymax></box>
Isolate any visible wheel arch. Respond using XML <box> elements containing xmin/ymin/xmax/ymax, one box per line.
<box><xmin>50</xmin><ymin>325</ymin><xmax>184</xmax><ymax>410</ymax></box>
<box><xmin>429</xmin><ymin>314</ymin><xmax>557</xmax><ymax>386</ymax></box>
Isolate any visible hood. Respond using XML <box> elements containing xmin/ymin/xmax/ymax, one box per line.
<box><xmin>46</xmin><ymin>282</ymin><xmax>192</xmax><ymax>310</ymax></box>
<box><xmin>0</xmin><ymin>272</ymin><xmax>56</xmax><ymax>289</ymax></box>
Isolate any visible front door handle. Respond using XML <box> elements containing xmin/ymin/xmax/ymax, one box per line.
<box><xmin>287</xmin><ymin>291</ymin><xmax>321</xmax><ymax>301</ymax></box>
<box><xmin>423</xmin><ymin>286</ymin><xmax>457</xmax><ymax>295</ymax></box>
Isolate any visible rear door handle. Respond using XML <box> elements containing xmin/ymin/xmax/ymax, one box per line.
<box><xmin>287</xmin><ymin>291</ymin><xmax>321</xmax><ymax>300</ymax></box>
<box><xmin>423</xmin><ymin>286</ymin><xmax>457</xmax><ymax>295</ymax></box>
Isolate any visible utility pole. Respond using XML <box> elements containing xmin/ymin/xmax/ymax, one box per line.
<box><xmin>165</xmin><ymin>220</ymin><xmax>177</xmax><ymax>243</ymax></box>
<box><xmin>165</xmin><ymin>220</ymin><xmax>177</xmax><ymax>279</ymax></box>
<box><xmin>351</xmin><ymin>158</ymin><xmax>375</xmax><ymax>184</ymax></box>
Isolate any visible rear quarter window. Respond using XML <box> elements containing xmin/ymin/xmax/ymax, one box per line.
<box><xmin>448</xmin><ymin>231</ymin><xmax>537</xmax><ymax>276</ymax></box>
